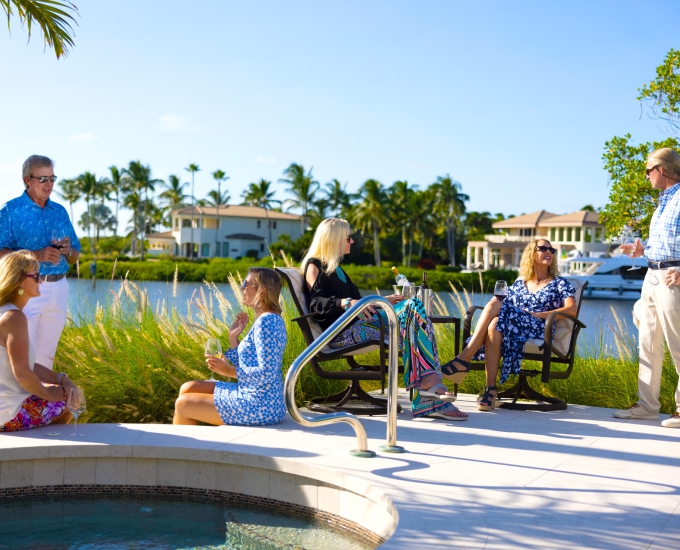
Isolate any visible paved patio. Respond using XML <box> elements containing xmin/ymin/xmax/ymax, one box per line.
<box><xmin>1</xmin><ymin>390</ymin><xmax>679</xmax><ymax>549</ymax></box>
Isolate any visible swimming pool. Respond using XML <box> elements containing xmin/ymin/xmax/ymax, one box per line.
<box><xmin>0</xmin><ymin>497</ymin><xmax>373</xmax><ymax>549</ymax></box>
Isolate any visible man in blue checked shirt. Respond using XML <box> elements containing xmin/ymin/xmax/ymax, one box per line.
<box><xmin>614</xmin><ymin>147</ymin><xmax>680</xmax><ymax>428</ymax></box>
<box><xmin>0</xmin><ymin>155</ymin><xmax>80</xmax><ymax>370</ymax></box>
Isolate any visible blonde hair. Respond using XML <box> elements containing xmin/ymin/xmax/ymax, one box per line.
<box><xmin>248</xmin><ymin>267</ymin><xmax>283</xmax><ymax>314</ymax></box>
<box><xmin>647</xmin><ymin>147</ymin><xmax>680</xmax><ymax>180</ymax></box>
<box><xmin>300</xmin><ymin>218</ymin><xmax>350</xmax><ymax>275</ymax></box>
<box><xmin>0</xmin><ymin>250</ymin><xmax>39</xmax><ymax>306</ymax></box>
<box><xmin>519</xmin><ymin>239</ymin><xmax>560</xmax><ymax>281</ymax></box>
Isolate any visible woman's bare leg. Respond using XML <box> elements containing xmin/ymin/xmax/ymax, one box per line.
<box><xmin>484</xmin><ymin>318</ymin><xmax>502</xmax><ymax>386</ymax></box>
<box><xmin>173</xmin><ymin>380</ymin><xmax>223</xmax><ymax>425</ymax></box>
<box><xmin>458</xmin><ymin>299</ymin><xmax>502</xmax><ymax>362</ymax></box>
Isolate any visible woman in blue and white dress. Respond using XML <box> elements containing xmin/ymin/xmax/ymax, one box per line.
<box><xmin>449</xmin><ymin>239</ymin><xmax>576</xmax><ymax>411</ymax></box>
<box><xmin>173</xmin><ymin>268</ymin><xmax>288</xmax><ymax>426</ymax></box>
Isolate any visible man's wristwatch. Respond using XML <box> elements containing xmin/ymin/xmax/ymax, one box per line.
<box><xmin>56</xmin><ymin>372</ymin><xmax>67</xmax><ymax>384</ymax></box>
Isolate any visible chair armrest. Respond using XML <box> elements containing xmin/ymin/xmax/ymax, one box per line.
<box><xmin>292</xmin><ymin>312</ymin><xmax>317</xmax><ymax>322</ymax></box>
<box><xmin>542</xmin><ymin>311</ymin><xmax>586</xmax><ymax>343</ymax></box>
<box><xmin>463</xmin><ymin>305</ymin><xmax>484</xmax><ymax>337</ymax></box>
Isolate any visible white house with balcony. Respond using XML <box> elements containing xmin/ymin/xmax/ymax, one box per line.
<box><xmin>146</xmin><ymin>205</ymin><xmax>303</xmax><ymax>259</ymax></box>
<box><xmin>466</xmin><ymin>210</ymin><xmax>607</xmax><ymax>270</ymax></box>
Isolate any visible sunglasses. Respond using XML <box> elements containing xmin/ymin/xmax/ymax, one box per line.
<box><xmin>535</xmin><ymin>245</ymin><xmax>557</xmax><ymax>254</ymax></box>
<box><xmin>29</xmin><ymin>175</ymin><xmax>58</xmax><ymax>184</ymax></box>
<box><xmin>346</xmin><ymin>235</ymin><xmax>352</xmax><ymax>243</ymax></box>
<box><xmin>645</xmin><ymin>165</ymin><xmax>659</xmax><ymax>176</ymax></box>
<box><xmin>240</xmin><ymin>279</ymin><xmax>250</xmax><ymax>291</ymax></box>
<box><xmin>24</xmin><ymin>273</ymin><xmax>41</xmax><ymax>282</ymax></box>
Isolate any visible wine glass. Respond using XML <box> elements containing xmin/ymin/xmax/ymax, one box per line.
<box><xmin>51</xmin><ymin>227</ymin><xmax>66</xmax><ymax>250</ymax></box>
<box><xmin>68</xmin><ymin>387</ymin><xmax>86</xmax><ymax>437</ymax></box>
<box><xmin>204</xmin><ymin>338</ymin><xmax>222</xmax><ymax>381</ymax></box>
<box><xmin>620</xmin><ymin>228</ymin><xmax>641</xmax><ymax>271</ymax></box>
<box><xmin>494</xmin><ymin>280</ymin><xmax>508</xmax><ymax>302</ymax></box>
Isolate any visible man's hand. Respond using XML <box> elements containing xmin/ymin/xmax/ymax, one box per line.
<box><xmin>33</xmin><ymin>246</ymin><xmax>61</xmax><ymax>264</ymax></box>
<box><xmin>60</xmin><ymin>237</ymin><xmax>72</xmax><ymax>257</ymax></box>
<box><xmin>665</xmin><ymin>269</ymin><xmax>680</xmax><ymax>288</ymax></box>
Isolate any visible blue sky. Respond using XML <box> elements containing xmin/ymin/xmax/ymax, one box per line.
<box><xmin>1</xmin><ymin>0</ymin><xmax>678</xmax><ymax>236</ymax></box>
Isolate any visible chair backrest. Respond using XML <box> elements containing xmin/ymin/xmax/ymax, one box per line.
<box><xmin>276</xmin><ymin>267</ymin><xmax>324</xmax><ymax>342</ymax></box>
<box><xmin>551</xmin><ymin>277</ymin><xmax>587</xmax><ymax>356</ymax></box>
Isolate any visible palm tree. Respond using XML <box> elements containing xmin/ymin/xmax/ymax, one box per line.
<box><xmin>159</xmin><ymin>174</ymin><xmax>189</xmax><ymax>227</ymax></box>
<box><xmin>387</xmin><ymin>180</ymin><xmax>414</xmax><ymax>266</ymax></box>
<box><xmin>73</xmin><ymin>171</ymin><xmax>106</xmax><ymax>254</ymax></box>
<box><xmin>55</xmin><ymin>177</ymin><xmax>80</xmax><ymax>223</ymax></box>
<box><xmin>243</xmin><ymin>179</ymin><xmax>281</xmax><ymax>244</ymax></box>
<box><xmin>279</xmin><ymin>163</ymin><xmax>318</xmax><ymax>233</ymax></box>
<box><xmin>185</xmin><ymin>164</ymin><xmax>200</xmax><ymax>259</ymax></box>
<box><xmin>211</xmin><ymin>169</ymin><xmax>229</xmax><ymax>257</ymax></box>
<box><xmin>433</xmin><ymin>175</ymin><xmax>469</xmax><ymax>267</ymax></box>
<box><xmin>79</xmin><ymin>204</ymin><xmax>116</xmax><ymax>252</ymax></box>
<box><xmin>2</xmin><ymin>0</ymin><xmax>78</xmax><ymax>59</ymax></box>
<box><xmin>123</xmin><ymin>161</ymin><xmax>163</xmax><ymax>261</ymax></box>
<box><xmin>104</xmin><ymin>165</ymin><xmax>126</xmax><ymax>236</ymax></box>
<box><xmin>324</xmin><ymin>179</ymin><xmax>351</xmax><ymax>216</ymax></box>
<box><xmin>351</xmin><ymin>179</ymin><xmax>386</xmax><ymax>266</ymax></box>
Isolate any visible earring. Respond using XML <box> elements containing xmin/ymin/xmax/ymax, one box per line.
<box><xmin>17</xmin><ymin>288</ymin><xmax>24</xmax><ymax>296</ymax></box>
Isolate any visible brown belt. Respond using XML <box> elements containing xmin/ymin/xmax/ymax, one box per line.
<box><xmin>42</xmin><ymin>273</ymin><xmax>67</xmax><ymax>282</ymax></box>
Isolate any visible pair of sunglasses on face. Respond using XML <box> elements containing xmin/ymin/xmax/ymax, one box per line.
<box><xmin>535</xmin><ymin>245</ymin><xmax>557</xmax><ymax>254</ymax></box>
<box><xmin>24</xmin><ymin>273</ymin><xmax>41</xmax><ymax>282</ymax></box>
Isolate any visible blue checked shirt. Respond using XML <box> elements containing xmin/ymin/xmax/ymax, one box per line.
<box><xmin>0</xmin><ymin>191</ymin><xmax>80</xmax><ymax>276</ymax></box>
<box><xmin>645</xmin><ymin>182</ymin><xmax>680</xmax><ymax>262</ymax></box>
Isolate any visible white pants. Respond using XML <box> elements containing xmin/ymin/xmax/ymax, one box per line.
<box><xmin>23</xmin><ymin>278</ymin><xmax>68</xmax><ymax>370</ymax></box>
<box><xmin>637</xmin><ymin>268</ymin><xmax>680</xmax><ymax>414</ymax></box>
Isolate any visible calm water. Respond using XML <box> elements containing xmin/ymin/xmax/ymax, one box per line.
<box><xmin>0</xmin><ymin>499</ymin><xmax>371</xmax><ymax>549</ymax></box>
<box><xmin>66</xmin><ymin>279</ymin><xmax>637</xmax><ymax>355</ymax></box>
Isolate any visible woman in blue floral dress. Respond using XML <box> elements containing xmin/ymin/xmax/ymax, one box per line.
<box><xmin>301</xmin><ymin>218</ymin><xmax>469</xmax><ymax>420</ymax></box>
<box><xmin>448</xmin><ymin>239</ymin><xmax>576</xmax><ymax>411</ymax></box>
<box><xmin>173</xmin><ymin>268</ymin><xmax>288</xmax><ymax>426</ymax></box>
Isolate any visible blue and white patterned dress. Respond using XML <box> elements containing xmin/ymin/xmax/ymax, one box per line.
<box><xmin>469</xmin><ymin>277</ymin><xmax>575</xmax><ymax>384</ymax></box>
<box><xmin>213</xmin><ymin>313</ymin><xmax>288</xmax><ymax>426</ymax></box>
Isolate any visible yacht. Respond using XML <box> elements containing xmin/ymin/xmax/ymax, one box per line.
<box><xmin>561</xmin><ymin>253</ymin><xmax>647</xmax><ymax>300</ymax></box>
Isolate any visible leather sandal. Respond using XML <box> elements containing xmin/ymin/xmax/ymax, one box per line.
<box><xmin>441</xmin><ymin>357</ymin><xmax>471</xmax><ymax>384</ymax></box>
<box><xmin>426</xmin><ymin>405</ymin><xmax>468</xmax><ymax>421</ymax></box>
<box><xmin>418</xmin><ymin>382</ymin><xmax>457</xmax><ymax>402</ymax></box>
<box><xmin>477</xmin><ymin>385</ymin><xmax>498</xmax><ymax>411</ymax></box>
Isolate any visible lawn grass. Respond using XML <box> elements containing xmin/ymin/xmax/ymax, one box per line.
<box><xmin>55</xmin><ymin>274</ymin><xmax>678</xmax><ymax>423</ymax></box>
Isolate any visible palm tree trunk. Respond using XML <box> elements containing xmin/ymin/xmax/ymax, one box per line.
<box><xmin>114</xmin><ymin>193</ymin><xmax>119</xmax><ymax>236</ymax></box>
<box><xmin>190</xmin><ymin>174</ymin><xmax>195</xmax><ymax>260</ymax></box>
<box><xmin>418</xmin><ymin>234</ymin><xmax>424</xmax><ymax>259</ymax></box>
<box><xmin>140</xmin><ymin>190</ymin><xmax>147</xmax><ymax>261</ymax></box>
<box><xmin>446</xmin><ymin>222</ymin><xmax>454</xmax><ymax>267</ymax></box>
<box><xmin>372</xmin><ymin>217</ymin><xmax>380</xmax><ymax>266</ymax></box>
<box><xmin>401</xmin><ymin>226</ymin><xmax>406</xmax><ymax>265</ymax></box>
<box><xmin>408</xmin><ymin>234</ymin><xmax>413</xmax><ymax>268</ymax></box>
<box><xmin>265</xmin><ymin>208</ymin><xmax>272</xmax><ymax>245</ymax></box>
<box><xmin>215</xmin><ymin>181</ymin><xmax>220</xmax><ymax>258</ymax></box>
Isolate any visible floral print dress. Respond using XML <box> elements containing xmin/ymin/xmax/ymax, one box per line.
<box><xmin>213</xmin><ymin>313</ymin><xmax>288</xmax><ymax>426</ymax></box>
<box><xmin>469</xmin><ymin>277</ymin><xmax>575</xmax><ymax>384</ymax></box>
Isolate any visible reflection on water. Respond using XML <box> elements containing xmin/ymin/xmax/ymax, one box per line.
<box><xmin>68</xmin><ymin>279</ymin><xmax>636</xmax><ymax>356</ymax></box>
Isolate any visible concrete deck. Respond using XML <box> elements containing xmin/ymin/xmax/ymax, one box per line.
<box><xmin>1</xmin><ymin>390</ymin><xmax>679</xmax><ymax>549</ymax></box>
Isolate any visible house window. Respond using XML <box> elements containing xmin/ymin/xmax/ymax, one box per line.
<box><xmin>550</xmin><ymin>228</ymin><xmax>556</xmax><ymax>241</ymax></box>
<box><xmin>273</xmin><ymin>221</ymin><xmax>277</xmax><ymax>229</ymax></box>
<box><xmin>566</xmin><ymin>228</ymin><xmax>573</xmax><ymax>241</ymax></box>
<box><xmin>558</xmin><ymin>228</ymin><xmax>564</xmax><ymax>241</ymax></box>
<box><xmin>223</xmin><ymin>242</ymin><xmax>229</xmax><ymax>257</ymax></box>
<box><xmin>257</xmin><ymin>220</ymin><xmax>261</xmax><ymax>228</ymax></box>
<box><xmin>182</xmin><ymin>219</ymin><xmax>191</xmax><ymax>228</ymax></box>
<box><xmin>174</xmin><ymin>218</ymin><xmax>179</xmax><ymax>229</ymax></box>
<box><xmin>260</xmin><ymin>243</ymin><xmax>265</xmax><ymax>252</ymax></box>
<box><xmin>193</xmin><ymin>219</ymin><xmax>201</xmax><ymax>229</ymax></box>
<box><xmin>575</xmin><ymin>228</ymin><xmax>581</xmax><ymax>241</ymax></box>
<box><xmin>201</xmin><ymin>243</ymin><xmax>210</xmax><ymax>256</ymax></box>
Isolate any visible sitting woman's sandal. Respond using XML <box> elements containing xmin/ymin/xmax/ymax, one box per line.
<box><xmin>441</xmin><ymin>357</ymin><xmax>471</xmax><ymax>384</ymax></box>
<box><xmin>477</xmin><ymin>385</ymin><xmax>498</xmax><ymax>411</ymax></box>
<box><xmin>426</xmin><ymin>405</ymin><xmax>468</xmax><ymax>421</ymax></box>
<box><xmin>418</xmin><ymin>382</ymin><xmax>457</xmax><ymax>402</ymax></box>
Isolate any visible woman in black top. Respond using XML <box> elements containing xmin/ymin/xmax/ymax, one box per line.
<box><xmin>301</xmin><ymin>218</ymin><xmax>468</xmax><ymax>420</ymax></box>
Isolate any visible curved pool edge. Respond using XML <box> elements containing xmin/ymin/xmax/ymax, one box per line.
<box><xmin>0</xmin><ymin>423</ymin><xmax>398</xmax><ymax>546</ymax></box>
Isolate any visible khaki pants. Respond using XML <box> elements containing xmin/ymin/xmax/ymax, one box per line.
<box><xmin>637</xmin><ymin>268</ymin><xmax>680</xmax><ymax>414</ymax></box>
<box><xmin>23</xmin><ymin>278</ymin><xmax>69</xmax><ymax>370</ymax></box>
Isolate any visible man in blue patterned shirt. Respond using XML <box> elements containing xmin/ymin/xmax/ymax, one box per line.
<box><xmin>614</xmin><ymin>147</ymin><xmax>680</xmax><ymax>428</ymax></box>
<box><xmin>0</xmin><ymin>155</ymin><xmax>80</xmax><ymax>369</ymax></box>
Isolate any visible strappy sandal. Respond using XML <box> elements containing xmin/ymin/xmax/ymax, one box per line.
<box><xmin>477</xmin><ymin>385</ymin><xmax>498</xmax><ymax>411</ymax></box>
<box><xmin>418</xmin><ymin>382</ymin><xmax>457</xmax><ymax>402</ymax></box>
<box><xmin>426</xmin><ymin>405</ymin><xmax>468</xmax><ymax>421</ymax></box>
<box><xmin>441</xmin><ymin>357</ymin><xmax>471</xmax><ymax>384</ymax></box>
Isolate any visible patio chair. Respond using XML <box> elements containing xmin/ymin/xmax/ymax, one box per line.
<box><xmin>276</xmin><ymin>267</ymin><xmax>398</xmax><ymax>416</ymax></box>
<box><xmin>461</xmin><ymin>278</ymin><xmax>588</xmax><ymax>411</ymax></box>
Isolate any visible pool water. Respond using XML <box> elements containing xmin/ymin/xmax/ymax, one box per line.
<box><xmin>0</xmin><ymin>499</ymin><xmax>373</xmax><ymax>550</ymax></box>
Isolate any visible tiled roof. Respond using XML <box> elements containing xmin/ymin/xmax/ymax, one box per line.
<box><xmin>172</xmin><ymin>204</ymin><xmax>301</xmax><ymax>220</ymax></box>
<box><xmin>224</xmin><ymin>233</ymin><xmax>266</xmax><ymax>240</ymax></box>
<box><xmin>537</xmin><ymin>210</ymin><xmax>602</xmax><ymax>227</ymax></box>
<box><xmin>145</xmin><ymin>231</ymin><xmax>175</xmax><ymax>240</ymax></box>
<box><xmin>492</xmin><ymin>210</ymin><xmax>559</xmax><ymax>229</ymax></box>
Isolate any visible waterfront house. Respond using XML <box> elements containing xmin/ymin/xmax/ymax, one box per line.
<box><xmin>466</xmin><ymin>210</ymin><xmax>608</xmax><ymax>270</ymax></box>
<box><xmin>146</xmin><ymin>205</ymin><xmax>303</xmax><ymax>259</ymax></box>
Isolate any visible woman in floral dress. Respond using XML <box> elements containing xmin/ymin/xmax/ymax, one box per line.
<box><xmin>448</xmin><ymin>239</ymin><xmax>576</xmax><ymax>411</ymax></box>
<box><xmin>301</xmin><ymin>218</ymin><xmax>469</xmax><ymax>420</ymax></box>
<box><xmin>173</xmin><ymin>268</ymin><xmax>288</xmax><ymax>426</ymax></box>
<box><xmin>0</xmin><ymin>250</ymin><xmax>75</xmax><ymax>432</ymax></box>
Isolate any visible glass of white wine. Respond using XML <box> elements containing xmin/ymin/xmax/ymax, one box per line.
<box><xmin>620</xmin><ymin>228</ymin><xmax>641</xmax><ymax>271</ymax></box>
<box><xmin>204</xmin><ymin>338</ymin><xmax>222</xmax><ymax>381</ymax></box>
<box><xmin>68</xmin><ymin>387</ymin><xmax>86</xmax><ymax>437</ymax></box>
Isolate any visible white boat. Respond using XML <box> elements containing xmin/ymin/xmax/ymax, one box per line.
<box><xmin>561</xmin><ymin>255</ymin><xmax>647</xmax><ymax>300</ymax></box>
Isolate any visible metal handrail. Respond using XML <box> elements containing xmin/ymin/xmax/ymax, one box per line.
<box><xmin>284</xmin><ymin>295</ymin><xmax>404</xmax><ymax>457</ymax></box>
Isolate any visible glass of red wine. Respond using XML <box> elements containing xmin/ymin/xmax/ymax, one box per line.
<box><xmin>51</xmin><ymin>228</ymin><xmax>66</xmax><ymax>251</ymax></box>
<box><xmin>494</xmin><ymin>280</ymin><xmax>508</xmax><ymax>302</ymax></box>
